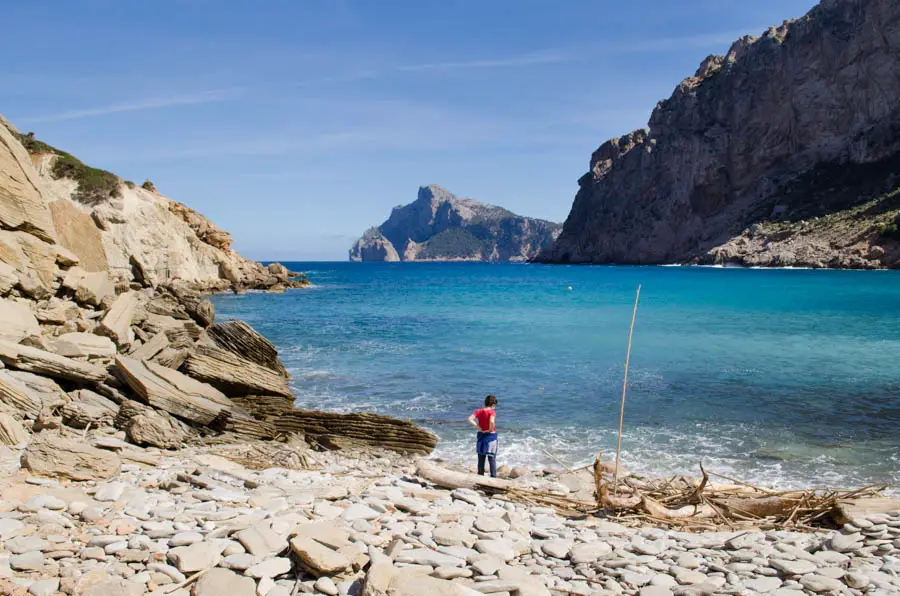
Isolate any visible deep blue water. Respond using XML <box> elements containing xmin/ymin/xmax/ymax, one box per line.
<box><xmin>211</xmin><ymin>263</ymin><xmax>900</xmax><ymax>490</ymax></box>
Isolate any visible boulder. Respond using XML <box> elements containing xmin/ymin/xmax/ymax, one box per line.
<box><xmin>0</xmin><ymin>340</ymin><xmax>108</xmax><ymax>383</ymax></box>
<box><xmin>0</xmin><ymin>370</ymin><xmax>49</xmax><ymax>418</ymax></box>
<box><xmin>183</xmin><ymin>345</ymin><xmax>292</xmax><ymax>397</ymax></box>
<box><xmin>0</xmin><ymin>261</ymin><xmax>17</xmax><ymax>294</ymax></box>
<box><xmin>164</xmin><ymin>282</ymin><xmax>215</xmax><ymax>327</ymax></box>
<box><xmin>114</xmin><ymin>356</ymin><xmax>230</xmax><ymax>425</ymax></box>
<box><xmin>193</xmin><ymin>568</ymin><xmax>255</xmax><ymax>596</ymax></box>
<box><xmin>142</xmin><ymin>313</ymin><xmax>201</xmax><ymax>339</ymax></box>
<box><xmin>15</xmin><ymin>269</ymin><xmax>49</xmax><ymax>300</ymax></box>
<box><xmin>34</xmin><ymin>298</ymin><xmax>79</xmax><ymax>325</ymax></box>
<box><xmin>120</xmin><ymin>402</ymin><xmax>186</xmax><ymax>449</ymax></box>
<box><xmin>146</xmin><ymin>293</ymin><xmax>190</xmax><ymax>320</ymax></box>
<box><xmin>267</xmin><ymin>262</ymin><xmax>290</xmax><ymax>278</ymax></box>
<box><xmin>152</xmin><ymin>347</ymin><xmax>190</xmax><ymax>369</ymax></box>
<box><xmin>361</xmin><ymin>562</ymin><xmax>483</xmax><ymax>596</ymax></box>
<box><xmin>292</xmin><ymin>522</ymin><xmax>351</xmax><ymax>550</ymax></box>
<box><xmin>236</xmin><ymin>523</ymin><xmax>287</xmax><ymax>558</ymax></box>
<box><xmin>129</xmin><ymin>332</ymin><xmax>169</xmax><ymax>360</ymax></box>
<box><xmin>54</xmin><ymin>246</ymin><xmax>80</xmax><ymax>268</ymax></box>
<box><xmin>61</xmin><ymin>267</ymin><xmax>115</xmax><ymax>307</ymax></box>
<box><xmin>48</xmin><ymin>199</ymin><xmax>108</xmax><ymax>272</ymax></box>
<box><xmin>0</xmin><ymin>298</ymin><xmax>39</xmax><ymax>342</ymax></box>
<box><xmin>98</xmin><ymin>291</ymin><xmax>138</xmax><ymax>348</ymax></box>
<box><xmin>22</xmin><ymin>434</ymin><xmax>121</xmax><ymax>481</ymax></box>
<box><xmin>51</xmin><ymin>332</ymin><xmax>116</xmax><ymax>359</ymax></box>
<box><xmin>167</xmin><ymin>541</ymin><xmax>224</xmax><ymax>573</ymax></box>
<box><xmin>0</xmin><ymin>230</ymin><xmax>57</xmax><ymax>289</ymax></box>
<box><xmin>0</xmin><ymin>412</ymin><xmax>28</xmax><ymax>445</ymax></box>
<box><xmin>4</xmin><ymin>370</ymin><xmax>67</xmax><ymax>412</ymax></box>
<box><xmin>60</xmin><ymin>390</ymin><xmax>118</xmax><ymax>429</ymax></box>
<box><xmin>290</xmin><ymin>536</ymin><xmax>352</xmax><ymax>577</ymax></box>
<box><xmin>208</xmin><ymin>320</ymin><xmax>287</xmax><ymax>376</ymax></box>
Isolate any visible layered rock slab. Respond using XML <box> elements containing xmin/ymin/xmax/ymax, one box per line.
<box><xmin>114</xmin><ymin>356</ymin><xmax>230</xmax><ymax>425</ymax></box>
<box><xmin>182</xmin><ymin>345</ymin><xmax>292</xmax><ymax>397</ymax></box>
<box><xmin>22</xmin><ymin>434</ymin><xmax>120</xmax><ymax>480</ymax></box>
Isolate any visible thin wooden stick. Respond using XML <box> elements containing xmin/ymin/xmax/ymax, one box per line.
<box><xmin>541</xmin><ymin>448</ymin><xmax>574</xmax><ymax>473</ymax></box>
<box><xmin>614</xmin><ymin>284</ymin><xmax>641</xmax><ymax>494</ymax></box>
<box><xmin>165</xmin><ymin>566</ymin><xmax>213</xmax><ymax>593</ymax></box>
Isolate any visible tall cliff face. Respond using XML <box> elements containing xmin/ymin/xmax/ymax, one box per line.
<box><xmin>350</xmin><ymin>185</ymin><xmax>561</xmax><ymax>262</ymax></box>
<box><xmin>540</xmin><ymin>0</ymin><xmax>900</xmax><ymax>269</ymax></box>
<box><xmin>0</xmin><ymin>115</ymin><xmax>303</xmax><ymax>292</ymax></box>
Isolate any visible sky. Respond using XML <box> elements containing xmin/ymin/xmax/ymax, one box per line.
<box><xmin>3</xmin><ymin>0</ymin><xmax>819</xmax><ymax>261</ymax></box>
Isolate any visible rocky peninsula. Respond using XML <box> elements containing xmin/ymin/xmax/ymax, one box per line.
<box><xmin>538</xmin><ymin>0</ymin><xmax>900</xmax><ymax>269</ymax></box>
<box><xmin>350</xmin><ymin>185</ymin><xmax>560</xmax><ymax>262</ymax></box>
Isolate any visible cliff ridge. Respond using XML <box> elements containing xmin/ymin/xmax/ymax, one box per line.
<box><xmin>539</xmin><ymin>0</ymin><xmax>900</xmax><ymax>269</ymax></box>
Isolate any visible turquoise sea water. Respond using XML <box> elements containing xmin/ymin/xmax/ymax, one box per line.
<box><xmin>211</xmin><ymin>263</ymin><xmax>900</xmax><ymax>490</ymax></box>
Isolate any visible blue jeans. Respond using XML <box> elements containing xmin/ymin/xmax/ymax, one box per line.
<box><xmin>476</xmin><ymin>431</ymin><xmax>498</xmax><ymax>478</ymax></box>
<box><xmin>478</xmin><ymin>453</ymin><xmax>497</xmax><ymax>478</ymax></box>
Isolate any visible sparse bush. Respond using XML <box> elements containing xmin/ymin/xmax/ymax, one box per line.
<box><xmin>51</xmin><ymin>153</ymin><xmax>121</xmax><ymax>205</ymax></box>
<box><xmin>141</xmin><ymin>179</ymin><xmax>157</xmax><ymax>192</ymax></box>
<box><xmin>878</xmin><ymin>218</ymin><xmax>900</xmax><ymax>241</ymax></box>
<box><xmin>14</xmin><ymin>131</ymin><xmax>121</xmax><ymax>205</ymax></box>
<box><xmin>124</xmin><ymin>180</ymin><xmax>136</xmax><ymax>189</ymax></box>
<box><xmin>17</xmin><ymin>132</ymin><xmax>58</xmax><ymax>155</ymax></box>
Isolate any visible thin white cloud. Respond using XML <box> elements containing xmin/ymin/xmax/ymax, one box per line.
<box><xmin>17</xmin><ymin>88</ymin><xmax>243</xmax><ymax>123</ymax></box>
<box><xmin>612</xmin><ymin>28</ymin><xmax>765</xmax><ymax>54</ymax></box>
<box><xmin>397</xmin><ymin>49</ymin><xmax>570</xmax><ymax>72</ymax></box>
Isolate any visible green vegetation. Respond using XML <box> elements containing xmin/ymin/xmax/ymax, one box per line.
<box><xmin>17</xmin><ymin>132</ymin><xmax>57</xmax><ymax>155</ymax></box>
<box><xmin>141</xmin><ymin>179</ymin><xmax>157</xmax><ymax>192</ymax></box>
<box><xmin>878</xmin><ymin>216</ymin><xmax>900</xmax><ymax>241</ymax></box>
<box><xmin>14</xmin><ymin>132</ymin><xmax>121</xmax><ymax>205</ymax></box>
<box><xmin>418</xmin><ymin>228</ymin><xmax>486</xmax><ymax>259</ymax></box>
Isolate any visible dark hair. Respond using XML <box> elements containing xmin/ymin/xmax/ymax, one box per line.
<box><xmin>484</xmin><ymin>394</ymin><xmax>498</xmax><ymax>407</ymax></box>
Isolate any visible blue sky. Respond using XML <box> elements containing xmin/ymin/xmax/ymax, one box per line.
<box><xmin>4</xmin><ymin>0</ymin><xmax>818</xmax><ymax>260</ymax></box>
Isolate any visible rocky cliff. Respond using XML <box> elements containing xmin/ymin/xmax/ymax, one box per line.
<box><xmin>0</xmin><ymin>111</ymin><xmax>436</xmax><ymax>463</ymax></box>
<box><xmin>539</xmin><ymin>0</ymin><xmax>900</xmax><ymax>269</ymax></box>
<box><xmin>350</xmin><ymin>185</ymin><xmax>561</xmax><ymax>262</ymax></box>
<box><xmin>2</xmin><ymin>115</ymin><xmax>305</xmax><ymax>292</ymax></box>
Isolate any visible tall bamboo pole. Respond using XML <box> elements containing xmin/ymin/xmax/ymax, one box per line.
<box><xmin>613</xmin><ymin>284</ymin><xmax>641</xmax><ymax>494</ymax></box>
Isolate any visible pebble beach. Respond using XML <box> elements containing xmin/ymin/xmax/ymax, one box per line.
<box><xmin>1</xmin><ymin>439</ymin><xmax>899</xmax><ymax>596</ymax></box>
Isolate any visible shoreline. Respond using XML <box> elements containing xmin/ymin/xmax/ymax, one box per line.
<box><xmin>1</xmin><ymin>439</ymin><xmax>898</xmax><ymax>596</ymax></box>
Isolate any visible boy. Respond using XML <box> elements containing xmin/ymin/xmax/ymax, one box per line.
<box><xmin>467</xmin><ymin>395</ymin><xmax>498</xmax><ymax>478</ymax></box>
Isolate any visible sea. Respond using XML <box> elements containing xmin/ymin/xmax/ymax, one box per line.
<box><xmin>210</xmin><ymin>262</ymin><xmax>900</xmax><ymax>491</ymax></box>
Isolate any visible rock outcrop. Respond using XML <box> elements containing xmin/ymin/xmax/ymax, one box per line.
<box><xmin>539</xmin><ymin>0</ymin><xmax>900</xmax><ymax>269</ymax></box>
<box><xmin>7</xmin><ymin>115</ymin><xmax>307</xmax><ymax>291</ymax></box>
<box><xmin>350</xmin><ymin>185</ymin><xmax>561</xmax><ymax>262</ymax></box>
<box><xmin>0</xmin><ymin>112</ymin><xmax>438</xmax><ymax>460</ymax></box>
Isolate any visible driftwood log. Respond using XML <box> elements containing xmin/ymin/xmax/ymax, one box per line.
<box><xmin>416</xmin><ymin>460</ymin><xmax>515</xmax><ymax>491</ymax></box>
<box><xmin>182</xmin><ymin>345</ymin><xmax>292</xmax><ymax>397</ymax></box>
<box><xmin>208</xmin><ymin>320</ymin><xmax>288</xmax><ymax>376</ymax></box>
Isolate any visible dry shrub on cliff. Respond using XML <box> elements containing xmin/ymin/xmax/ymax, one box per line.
<box><xmin>15</xmin><ymin>132</ymin><xmax>121</xmax><ymax>205</ymax></box>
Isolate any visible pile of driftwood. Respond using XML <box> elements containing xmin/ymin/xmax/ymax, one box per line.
<box><xmin>594</xmin><ymin>459</ymin><xmax>888</xmax><ymax>531</ymax></box>
<box><xmin>416</xmin><ymin>457</ymin><xmax>891</xmax><ymax>531</ymax></box>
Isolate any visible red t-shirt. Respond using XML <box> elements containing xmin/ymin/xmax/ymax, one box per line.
<box><xmin>473</xmin><ymin>407</ymin><xmax>496</xmax><ymax>432</ymax></box>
